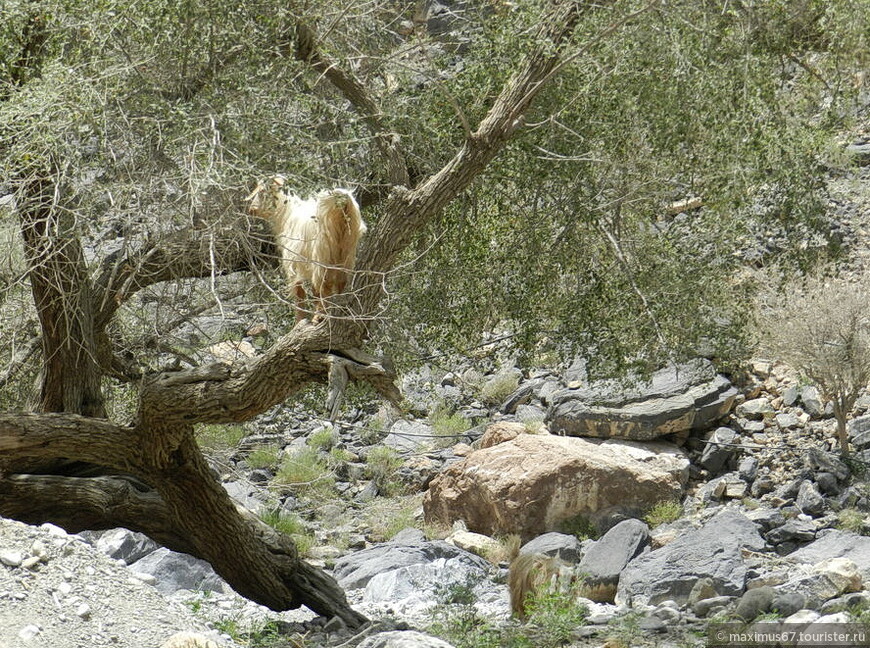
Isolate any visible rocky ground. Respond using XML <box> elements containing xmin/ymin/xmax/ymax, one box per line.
<box><xmin>4</xmin><ymin>157</ymin><xmax>870</xmax><ymax>648</ymax></box>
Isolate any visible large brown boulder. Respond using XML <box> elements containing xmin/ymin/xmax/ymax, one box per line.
<box><xmin>423</xmin><ymin>433</ymin><xmax>689</xmax><ymax>541</ymax></box>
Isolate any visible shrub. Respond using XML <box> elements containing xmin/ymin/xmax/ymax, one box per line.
<box><xmin>365</xmin><ymin>446</ymin><xmax>403</xmax><ymax>491</ymax></box>
<box><xmin>195</xmin><ymin>424</ymin><xmax>246</xmax><ymax>452</ymax></box>
<box><xmin>644</xmin><ymin>500</ymin><xmax>683</xmax><ymax>528</ymax></box>
<box><xmin>307</xmin><ymin>426</ymin><xmax>338</xmax><ymax>451</ymax></box>
<box><xmin>837</xmin><ymin>507</ymin><xmax>868</xmax><ymax>534</ymax></box>
<box><xmin>275</xmin><ymin>447</ymin><xmax>335</xmax><ymax>497</ymax></box>
<box><xmin>757</xmin><ymin>276</ymin><xmax>870</xmax><ymax>456</ymax></box>
<box><xmin>480</xmin><ymin>372</ymin><xmax>520</xmax><ymax>406</ymax></box>
<box><xmin>259</xmin><ymin>509</ymin><xmax>316</xmax><ymax>556</ymax></box>
<box><xmin>246</xmin><ymin>444</ymin><xmax>281</xmax><ymax>469</ymax></box>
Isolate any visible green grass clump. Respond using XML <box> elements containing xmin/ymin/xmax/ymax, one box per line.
<box><xmin>246</xmin><ymin>444</ymin><xmax>281</xmax><ymax>469</ymax></box>
<box><xmin>259</xmin><ymin>509</ymin><xmax>316</xmax><ymax>556</ymax></box>
<box><xmin>275</xmin><ymin>447</ymin><xmax>335</xmax><ymax>496</ymax></box>
<box><xmin>429</xmin><ymin>403</ymin><xmax>471</xmax><ymax>448</ymax></box>
<box><xmin>307</xmin><ymin>426</ymin><xmax>338</xmax><ymax>451</ymax></box>
<box><xmin>195</xmin><ymin>423</ymin><xmax>246</xmax><ymax>452</ymax></box>
<box><xmin>644</xmin><ymin>500</ymin><xmax>683</xmax><ymax>528</ymax></box>
<box><xmin>837</xmin><ymin>507</ymin><xmax>868</xmax><ymax>534</ymax></box>
<box><xmin>480</xmin><ymin>372</ymin><xmax>520</xmax><ymax>406</ymax></box>
<box><xmin>558</xmin><ymin>513</ymin><xmax>598</xmax><ymax>541</ymax></box>
<box><xmin>365</xmin><ymin>446</ymin><xmax>403</xmax><ymax>491</ymax></box>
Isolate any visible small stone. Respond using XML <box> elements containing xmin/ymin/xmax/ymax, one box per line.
<box><xmin>18</xmin><ymin>625</ymin><xmax>41</xmax><ymax>640</ymax></box>
<box><xmin>796</xmin><ymin>480</ymin><xmax>826</xmax><ymax>517</ymax></box>
<box><xmin>736</xmin><ymin>398</ymin><xmax>774</xmax><ymax>420</ymax></box>
<box><xmin>76</xmin><ymin>602</ymin><xmax>92</xmax><ymax>619</ymax></box>
<box><xmin>130</xmin><ymin>571</ymin><xmax>157</xmax><ymax>585</ymax></box>
<box><xmin>21</xmin><ymin>556</ymin><xmax>42</xmax><ymax>570</ymax></box>
<box><xmin>638</xmin><ymin>615</ymin><xmax>667</xmax><ymax>633</ymax></box>
<box><xmin>0</xmin><ymin>550</ymin><xmax>23</xmax><ymax>567</ymax></box>
<box><xmin>57</xmin><ymin>582</ymin><xmax>73</xmax><ymax>595</ymax></box>
<box><xmin>783</xmin><ymin>609</ymin><xmax>820</xmax><ymax>624</ymax></box>
<box><xmin>738</xmin><ymin>457</ymin><xmax>758</xmax><ymax>482</ymax></box>
<box><xmin>693</xmin><ymin>596</ymin><xmax>734</xmax><ymax>617</ymax></box>
<box><xmin>815</xmin><ymin>472</ymin><xmax>839</xmax><ymax>496</ymax></box>
<box><xmin>30</xmin><ymin>540</ymin><xmax>49</xmax><ymax>561</ymax></box>
<box><xmin>775</xmin><ymin>413</ymin><xmax>800</xmax><ymax>429</ymax></box>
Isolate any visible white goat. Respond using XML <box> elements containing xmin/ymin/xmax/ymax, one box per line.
<box><xmin>247</xmin><ymin>176</ymin><xmax>367</xmax><ymax>321</ymax></box>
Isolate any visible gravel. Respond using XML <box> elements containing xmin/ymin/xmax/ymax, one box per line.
<box><xmin>0</xmin><ymin>517</ymin><xmax>230</xmax><ymax>648</ymax></box>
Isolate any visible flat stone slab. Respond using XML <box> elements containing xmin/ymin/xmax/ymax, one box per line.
<box><xmin>546</xmin><ymin>360</ymin><xmax>737</xmax><ymax>440</ymax></box>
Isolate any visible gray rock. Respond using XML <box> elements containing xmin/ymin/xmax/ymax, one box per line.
<box><xmin>546</xmin><ymin>360</ymin><xmax>736</xmax><ymax>441</ymax></box>
<box><xmin>94</xmin><ymin>528</ymin><xmax>159</xmax><ymax>565</ymax></box>
<box><xmin>789</xmin><ymin>530</ymin><xmax>870</xmax><ymax>581</ymax></box>
<box><xmin>738</xmin><ymin>457</ymin><xmax>759</xmax><ymax>482</ymax></box>
<box><xmin>638</xmin><ymin>616</ymin><xmax>667</xmax><ymax>633</ymax></box>
<box><xmin>800</xmin><ymin>386</ymin><xmax>826</xmax><ymax>418</ymax></box>
<box><xmin>616</xmin><ymin>510</ymin><xmax>764</xmax><ymax>606</ymax></box>
<box><xmin>806</xmin><ymin>448</ymin><xmax>850</xmax><ymax>481</ymax></box>
<box><xmin>499</xmin><ymin>383</ymin><xmax>534</xmax><ymax>414</ymax></box>
<box><xmin>693</xmin><ymin>596</ymin><xmax>734</xmax><ymax>618</ymax></box>
<box><xmin>815</xmin><ymin>472</ymin><xmax>839</xmax><ymax>496</ymax></box>
<box><xmin>578</xmin><ymin>519</ymin><xmax>650</xmax><ymax>599</ymax></box>
<box><xmin>848</xmin><ymin>415</ymin><xmax>870</xmax><ymax>450</ymax></box>
<box><xmin>820</xmin><ymin>591</ymin><xmax>870</xmax><ymax>614</ymax></box>
<box><xmin>699</xmin><ymin>427</ymin><xmax>738</xmax><ymax>473</ymax></box>
<box><xmin>383</xmin><ymin>420</ymin><xmax>437</xmax><ymax>453</ymax></box>
<box><xmin>775</xmin><ymin>413</ymin><xmax>800</xmax><ymax>429</ymax></box>
<box><xmin>773</xmin><ymin>591</ymin><xmax>807</xmax><ymax>617</ymax></box>
<box><xmin>764</xmin><ymin>519</ymin><xmax>816</xmax><ymax>545</ymax></box>
<box><xmin>734</xmin><ymin>586</ymin><xmax>774</xmax><ymax>621</ymax></box>
<box><xmin>745</xmin><ymin>508</ymin><xmax>786</xmax><ymax>533</ymax></box>
<box><xmin>845</xmin><ymin>141</ymin><xmax>870</xmax><ymax>165</ymax></box>
<box><xmin>796</xmin><ymin>481</ymin><xmax>826</xmax><ymax>517</ymax></box>
<box><xmin>782</xmin><ymin>386</ymin><xmax>800</xmax><ymax>407</ymax></box>
<box><xmin>358</xmin><ymin>630</ymin><xmax>457</xmax><ymax>648</ymax></box>
<box><xmin>736</xmin><ymin>398</ymin><xmax>774</xmax><ymax>420</ymax></box>
<box><xmin>222</xmin><ymin>480</ymin><xmax>267</xmax><ymax>514</ymax></box>
<box><xmin>751</xmin><ymin>474</ymin><xmax>776</xmax><ymax>497</ymax></box>
<box><xmin>518</xmin><ymin>532</ymin><xmax>583</xmax><ymax>563</ymax></box>
<box><xmin>333</xmin><ymin>540</ymin><xmax>490</xmax><ymax>590</ymax></box>
<box><xmin>128</xmin><ymin>548</ymin><xmax>225</xmax><ymax>594</ymax></box>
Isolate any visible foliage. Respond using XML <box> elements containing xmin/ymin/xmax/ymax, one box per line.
<box><xmin>274</xmin><ymin>447</ymin><xmax>335</xmax><ymax>497</ymax></box>
<box><xmin>259</xmin><ymin>509</ymin><xmax>315</xmax><ymax>556</ymax></box>
<box><xmin>479</xmin><ymin>372</ymin><xmax>520</xmax><ymax>406</ymax></box>
<box><xmin>757</xmin><ymin>275</ymin><xmax>870</xmax><ymax>455</ymax></box>
<box><xmin>644</xmin><ymin>500</ymin><xmax>684</xmax><ymax>528</ymax></box>
<box><xmin>360</xmin><ymin>494</ymin><xmax>422</xmax><ymax>543</ymax></box>
<box><xmin>429</xmin><ymin>402</ymin><xmax>472</xmax><ymax>447</ymax></box>
<box><xmin>558</xmin><ymin>513</ymin><xmax>598</xmax><ymax>541</ymax></box>
<box><xmin>195</xmin><ymin>424</ymin><xmax>247</xmax><ymax>453</ymax></box>
<box><xmin>428</xmin><ymin>573</ymin><xmax>589</xmax><ymax>648</ymax></box>
<box><xmin>307</xmin><ymin>426</ymin><xmax>337</xmax><ymax>452</ymax></box>
<box><xmin>246</xmin><ymin>445</ymin><xmax>281</xmax><ymax>470</ymax></box>
<box><xmin>364</xmin><ymin>446</ymin><xmax>404</xmax><ymax>494</ymax></box>
<box><xmin>836</xmin><ymin>507</ymin><xmax>869</xmax><ymax>534</ymax></box>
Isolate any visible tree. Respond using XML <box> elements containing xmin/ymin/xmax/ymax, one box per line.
<box><xmin>0</xmin><ymin>0</ymin><xmax>868</xmax><ymax>625</ymax></box>
<box><xmin>758</xmin><ymin>276</ymin><xmax>870</xmax><ymax>457</ymax></box>
<box><xmin>0</xmin><ymin>0</ymin><xmax>606</xmax><ymax>625</ymax></box>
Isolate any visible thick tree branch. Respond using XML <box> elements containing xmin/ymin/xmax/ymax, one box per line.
<box><xmin>0</xmin><ymin>473</ymin><xmax>195</xmax><ymax>555</ymax></box>
<box><xmin>288</xmin><ymin>20</ymin><xmax>410</xmax><ymax>187</ymax></box>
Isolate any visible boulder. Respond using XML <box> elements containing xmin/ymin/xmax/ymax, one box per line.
<box><xmin>128</xmin><ymin>548</ymin><xmax>225</xmax><ymax>594</ymax></box>
<box><xmin>384</xmin><ymin>420</ymin><xmax>437</xmax><ymax>453</ymax></box>
<box><xmin>423</xmin><ymin>434</ymin><xmax>689</xmax><ymax>540</ymax></box>
<box><xmin>578</xmin><ymin>519</ymin><xmax>650</xmax><ymax>602</ymax></box>
<box><xmin>789</xmin><ymin>531</ymin><xmax>870</xmax><ymax>582</ymax></box>
<box><xmin>736</xmin><ymin>398</ymin><xmax>774</xmax><ymax>420</ymax></box>
<box><xmin>545</xmin><ymin>360</ymin><xmax>737</xmax><ymax>441</ymax></box>
<box><xmin>848</xmin><ymin>415</ymin><xmax>870</xmax><ymax>451</ymax></box>
<box><xmin>775</xmin><ymin>558</ymin><xmax>862</xmax><ymax>609</ymax></box>
<box><xmin>616</xmin><ymin>510</ymin><xmax>765</xmax><ymax>607</ymax></box>
<box><xmin>518</xmin><ymin>532</ymin><xmax>584</xmax><ymax>563</ymax></box>
<box><xmin>333</xmin><ymin>539</ymin><xmax>490</xmax><ymax>590</ymax></box>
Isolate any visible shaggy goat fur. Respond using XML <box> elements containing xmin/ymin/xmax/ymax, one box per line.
<box><xmin>247</xmin><ymin>176</ymin><xmax>367</xmax><ymax>321</ymax></box>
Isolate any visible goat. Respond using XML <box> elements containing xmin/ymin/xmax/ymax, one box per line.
<box><xmin>247</xmin><ymin>176</ymin><xmax>367</xmax><ymax>321</ymax></box>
